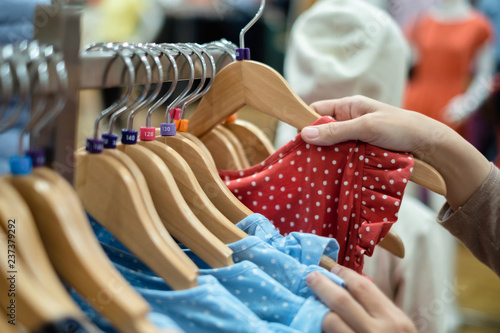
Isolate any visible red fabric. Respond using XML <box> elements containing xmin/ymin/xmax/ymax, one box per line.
<box><xmin>404</xmin><ymin>11</ymin><xmax>493</xmax><ymax>129</ymax></box>
<box><xmin>219</xmin><ymin>117</ymin><xmax>414</xmax><ymax>273</ymax></box>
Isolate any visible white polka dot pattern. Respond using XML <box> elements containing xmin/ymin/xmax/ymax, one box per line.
<box><xmin>219</xmin><ymin>117</ymin><xmax>413</xmax><ymax>273</ymax></box>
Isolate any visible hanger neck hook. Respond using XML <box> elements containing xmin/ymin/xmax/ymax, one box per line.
<box><xmin>237</xmin><ymin>0</ymin><xmax>265</xmax><ymax>60</ymax></box>
<box><xmin>176</xmin><ymin>43</ymin><xmax>207</xmax><ymax>119</ymax></box>
<box><xmin>31</xmin><ymin>47</ymin><xmax>68</xmax><ymax>150</ymax></box>
<box><xmin>0</xmin><ymin>44</ymin><xmax>30</xmax><ymax>134</ymax></box>
<box><xmin>105</xmin><ymin>44</ymin><xmax>152</xmax><ymax>134</ymax></box>
<box><xmin>20</xmin><ymin>43</ymin><xmax>50</xmax><ymax>156</ymax></box>
<box><xmin>84</xmin><ymin>44</ymin><xmax>135</xmax><ymax>153</ymax></box>
<box><xmin>163</xmin><ymin>43</ymin><xmax>195</xmax><ymax>124</ymax></box>
<box><xmin>144</xmin><ymin>43</ymin><xmax>179</xmax><ymax>128</ymax></box>
<box><xmin>180</xmin><ymin>43</ymin><xmax>216</xmax><ymax>119</ymax></box>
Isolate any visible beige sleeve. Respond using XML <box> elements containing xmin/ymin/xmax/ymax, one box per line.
<box><xmin>438</xmin><ymin>164</ymin><xmax>500</xmax><ymax>277</ymax></box>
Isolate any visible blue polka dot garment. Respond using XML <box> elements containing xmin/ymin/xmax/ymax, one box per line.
<box><xmin>113</xmin><ymin>260</ymin><xmax>328</xmax><ymax>333</ymax></box>
<box><xmin>236</xmin><ymin>213</ymin><xmax>340</xmax><ymax>265</ymax></box>
<box><xmin>114</xmin><ymin>267</ymin><xmax>301</xmax><ymax>333</ymax></box>
<box><xmin>68</xmin><ymin>287</ymin><xmax>185</xmax><ymax>333</ymax></box>
<box><xmin>87</xmin><ymin>215</ymin><xmax>346</xmax><ymax>332</ymax></box>
<box><xmin>226</xmin><ymin>235</ymin><xmax>345</xmax><ymax>299</ymax></box>
<box><xmin>91</xmin><ymin>219</ymin><xmax>331</xmax><ymax>332</ymax></box>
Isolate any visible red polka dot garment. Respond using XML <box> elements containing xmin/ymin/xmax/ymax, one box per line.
<box><xmin>219</xmin><ymin>117</ymin><xmax>414</xmax><ymax>273</ymax></box>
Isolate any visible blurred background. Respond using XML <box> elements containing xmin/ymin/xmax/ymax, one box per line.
<box><xmin>78</xmin><ymin>2</ymin><xmax>500</xmax><ymax>332</ymax></box>
<box><xmin>1</xmin><ymin>0</ymin><xmax>499</xmax><ymax>332</ymax></box>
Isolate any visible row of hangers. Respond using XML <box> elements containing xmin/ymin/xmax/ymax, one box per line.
<box><xmin>0</xmin><ymin>1</ymin><xmax>447</xmax><ymax>331</ymax></box>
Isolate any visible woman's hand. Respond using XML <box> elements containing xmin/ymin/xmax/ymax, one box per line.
<box><xmin>301</xmin><ymin>96</ymin><xmax>433</xmax><ymax>155</ymax></box>
<box><xmin>300</xmin><ymin>96</ymin><xmax>491</xmax><ymax>210</ymax></box>
<box><xmin>312</xmin><ymin>266</ymin><xmax>417</xmax><ymax>333</ymax></box>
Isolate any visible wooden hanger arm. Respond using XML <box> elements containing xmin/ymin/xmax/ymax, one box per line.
<box><xmin>76</xmin><ymin>152</ymin><xmax>198</xmax><ymax>291</ymax></box>
<box><xmin>8</xmin><ymin>173</ymin><xmax>159</xmax><ymax>333</ymax></box>
<box><xmin>157</xmin><ymin>134</ymin><xmax>253</xmax><ymax>222</ymax></box>
<box><xmin>139</xmin><ymin>140</ymin><xmax>248</xmax><ymax>244</ymax></box>
<box><xmin>223</xmin><ymin>119</ymin><xmax>275</xmax><ymax>165</ymax></box>
<box><xmin>0</xmin><ymin>178</ymin><xmax>85</xmax><ymax>315</ymax></box>
<box><xmin>0</xmin><ymin>237</ymin><xmax>70</xmax><ymax>332</ymax></box>
<box><xmin>178</xmin><ymin>132</ymin><xmax>217</xmax><ymax>167</ymax></box>
<box><xmin>189</xmin><ymin>60</ymin><xmax>319</xmax><ymax>138</ymax></box>
<box><xmin>410</xmin><ymin>159</ymin><xmax>447</xmax><ymax>195</ymax></box>
<box><xmin>215</xmin><ymin>125</ymin><xmax>251</xmax><ymax>168</ymax></box>
<box><xmin>116</xmin><ymin>144</ymin><xmax>235</xmax><ymax>268</ymax></box>
<box><xmin>190</xmin><ymin>60</ymin><xmax>446</xmax><ymax>196</ymax></box>
<box><xmin>201</xmin><ymin>128</ymin><xmax>244</xmax><ymax>170</ymax></box>
<box><xmin>0</xmin><ymin>315</ymin><xmax>16</xmax><ymax>333</ymax></box>
<box><xmin>101</xmin><ymin>148</ymin><xmax>198</xmax><ymax>272</ymax></box>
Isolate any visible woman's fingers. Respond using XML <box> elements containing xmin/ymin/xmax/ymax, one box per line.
<box><xmin>331</xmin><ymin>266</ymin><xmax>393</xmax><ymax>317</ymax></box>
<box><xmin>306</xmin><ymin>271</ymin><xmax>374</xmax><ymax>332</ymax></box>
<box><xmin>309</xmin><ymin>96</ymin><xmax>378</xmax><ymax>120</ymax></box>
<box><xmin>301</xmin><ymin>117</ymin><xmax>369</xmax><ymax>146</ymax></box>
<box><xmin>309</xmin><ymin>267</ymin><xmax>418</xmax><ymax>333</ymax></box>
<box><xmin>322</xmin><ymin>311</ymin><xmax>356</xmax><ymax>333</ymax></box>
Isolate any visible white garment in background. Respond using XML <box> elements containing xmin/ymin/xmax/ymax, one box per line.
<box><xmin>363</xmin><ymin>196</ymin><xmax>458</xmax><ymax>333</ymax></box>
<box><xmin>283</xmin><ymin>0</ymin><xmax>410</xmax><ymax>107</ymax></box>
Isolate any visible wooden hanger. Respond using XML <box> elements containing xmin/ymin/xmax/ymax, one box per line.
<box><xmin>187</xmin><ymin>60</ymin><xmax>431</xmax><ymax>259</ymax></box>
<box><xmin>214</xmin><ymin>125</ymin><xmax>251</xmax><ymax>168</ymax></box>
<box><xmin>114</xmin><ymin>143</ymin><xmax>234</xmax><ymax>268</ymax></box>
<box><xmin>200</xmin><ymin>127</ymin><xmax>245</xmax><ymax>170</ymax></box>
<box><xmin>138</xmin><ymin>139</ymin><xmax>248</xmax><ymax>244</ymax></box>
<box><xmin>156</xmin><ymin>133</ymin><xmax>254</xmax><ymax>223</ymax></box>
<box><xmin>75</xmin><ymin>151</ymin><xmax>198</xmax><ymax>290</ymax></box>
<box><xmin>0</xmin><ymin>180</ymin><xmax>86</xmax><ymax>333</ymax></box>
<box><xmin>0</xmin><ymin>314</ymin><xmax>16</xmax><ymax>333</ymax></box>
<box><xmin>178</xmin><ymin>131</ymin><xmax>216</xmax><ymax>167</ymax></box>
<box><xmin>8</xmin><ymin>169</ymin><xmax>174</xmax><ymax>333</ymax></box>
<box><xmin>188</xmin><ymin>60</ymin><xmax>447</xmax><ymax>196</ymax></box>
<box><xmin>0</xmin><ymin>237</ymin><xmax>70</xmax><ymax>332</ymax></box>
<box><xmin>223</xmin><ymin>118</ymin><xmax>275</xmax><ymax>165</ymax></box>
<box><xmin>100</xmin><ymin>148</ymin><xmax>197</xmax><ymax>269</ymax></box>
<box><xmin>0</xmin><ymin>178</ymin><xmax>85</xmax><ymax>317</ymax></box>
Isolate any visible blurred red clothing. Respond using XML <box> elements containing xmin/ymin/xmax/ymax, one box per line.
<box><xmin>404</xmin><ymin>10</ymin><xmax>493</xmax><ymax>128</ymax></box>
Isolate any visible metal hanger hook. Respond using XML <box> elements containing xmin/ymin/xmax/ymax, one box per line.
<box><xmin>180</xmin><ymin>43</ymin><xmax>216</xmax><ymax>119</ymax></box>
<box><xmin>19</xmin><ymin>44</ymin><xmax>50</xmax><ymax>155</ymax></box>
<box><xmin>109</xmin><ymin>43</ymin><xmax>153</xmax><ymax>134</ymax></box>
<box><xmin>31</xmin><ymin>47</ymin><xmax>69</xmax><ymax>147</ymax></box>
<box><xmin>85</xmin><ymin>45</ymin><xmax>135</xmax><ymax>139</ymax></box>
<box><xmin>162</xmin><ymin>43</ymin><xmax>195</xmax><ymax>123</ymax></box>
<box><xmin>0</xmin><ymin>44</ymin><xmax>30</xmax><ymax>134</ymax></box>
<box><xmin>239</xmin><ymin>0</ymin><xmax>266</xmax><ymax>49</ymax></box>
<box><xmin>144</xmin><ymin>43</ymin><xmax>179</xmax><ymax>128</ymax></box>
<box><xmin>176</xmin><ymin>43</ymin><xmax>208</xmax><ymax>119</ymax></box>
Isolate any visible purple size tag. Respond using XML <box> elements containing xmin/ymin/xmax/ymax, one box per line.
<box><xmin>121</xmin><ymin>129</ymin><xmax>138</xmax><ymax>145</ymax></box>
<box><xmin>102</xmin><ymin>133</ymin><xmax>118</xmax><ymax>149</ymax></box>
<box><xmin>26</xmin><ymin>149</ymin><xmax>46</xmax><ymax>167</ymax></box>
<box><xmin>236</xmin><ymin>48</ymin><xmax>250</xmax><ymax>60</ymax></box>
<box><xmin>86</xmin><ymin>138</ymin><xmax>104</xmax><ymax>154</ymax></box>
<box><xmin>160</xmin><ymin>123</ymin><xmax>176</xmax><ymax>136</ymax></box>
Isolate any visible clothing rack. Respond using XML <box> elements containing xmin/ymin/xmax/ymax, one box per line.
<box><xmin>33</xmin><ymin>0</ymin><xmax>233</xmax><ymax>183</ymax></box>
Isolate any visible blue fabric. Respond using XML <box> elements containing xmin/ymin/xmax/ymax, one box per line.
<box><xmin>90</xmin><ymin>218</ymin><xmax>330</xmax><ymax>332</ymax></box>
<box><xmin>478</xmin><ymin>0</ymin><xmax>500</xmax><ymax>64</ymax></box>
<box><xmin>89</xmin><ymin>215</ymin><xmax>344</xmax><ymax>299</ymax></box>
<box><xmin>113</xmin><ymin>266</ymin><xmax>300</xmax><ymax>333</ymax></box>
<box><xmin>0</xmin><ymin>0</ymin><xmax>49</xmax><ymax>45</ymax></box>
<box><xmin>68</xmin><ymin>287</ymin><xmax>184</xmax><ymax>333</ymax></box>
<box><xmin>228</xmin><ymin>236</ymin><xmax>345</xmax><ymax>298</ymax></box>
<box><xmin>236</xmin><ymin>213</ymin><xmax>340</xmax><ymax>265</ymax></box>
